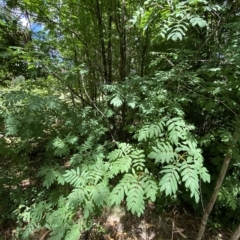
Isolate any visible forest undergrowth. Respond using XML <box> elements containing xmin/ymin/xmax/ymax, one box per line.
<box><xmin>1</xmin><ymin>0</ymin><xmax>240</xmax><ymax>239</ymax></box>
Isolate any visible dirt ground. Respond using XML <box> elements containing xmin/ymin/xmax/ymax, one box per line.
<box><xmin>0</xmin><ymin>204</ymin><xmax>233</xmax><ymax>240</ymax></box>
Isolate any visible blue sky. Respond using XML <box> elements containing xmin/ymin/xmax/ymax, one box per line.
<box><xmin>20</xmin><ymin>15</ymin><xmax>44</xmax><ymax>33</ymax></box>
<box><xmin>31</xmin><ymin>23</ymin><xmax>43</xmax><ymax>32</ymax></box>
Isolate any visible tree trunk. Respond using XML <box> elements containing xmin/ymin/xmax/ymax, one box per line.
<box><xmin>196</xmin><ymin>152</ymin><xmax>233</xmax><ymax>240</ymax></box>
<box><xmin>230</xmin><ymin>224</ymin><xmax>240</xmax><ymax>240</ymax></box>
<box><xmin>95</xmin><ymin>0</ymin><xmax>108</xmax><ymax>84</ymax></box>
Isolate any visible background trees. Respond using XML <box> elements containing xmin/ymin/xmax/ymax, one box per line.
<box><xmin>1</xmin><ymin>0</ymin><xmax>240</xmax><ymax>239</ymax></box>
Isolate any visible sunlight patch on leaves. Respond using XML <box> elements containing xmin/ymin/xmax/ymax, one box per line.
<box><xmin>110</xmin><ymin>95</ymin><xmax>123</xmax><ymax>107</ymax></box>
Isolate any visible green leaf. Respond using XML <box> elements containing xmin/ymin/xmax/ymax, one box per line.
<box><xmin>91</xmin><ymin>183</ymin><xmax>109</xmax><ymax>207</ymax></box>
<box><xmin>110</xmin><ymin>183</ymin><xmax>125</xmax><ymax>206</ymax></box>
<box><xmin>64</xmin><ymin>168</ymin><xmax>82</xmax><ymax>187</ymax></box>
<box><xmin>65</xmin><ymin>224</ymin><xmax>81</xmax><ymax>240</ymax></box>
<box><xmin>31</xmin><ymin>202</ymin><xmax>47</xmax><ymax>222</ymax></box>
<box><xmin>143</xmin><ymin>178</ymin><xmax>158</xmax><ymax>202</ymax></box>
<box><xmin>53</xmin><ymin>137</ymin><xmax>69</xmax><ymax>157</ymax></box>
<box><xmin>5</xmin><ymin>115</ymin><xmax>20</xmax><ymax>136</ymax></box>
<box><xmin>126</xmin><ymin>183</ymin><xmax>145</xmax><ymax>217</ymax></box>
<box><xmin>190</xmin><ymin>17</ymin><xmax>207</xmax><ymax>28</ymax></box>
<box><xmin>159</xmin><ymin>166</ymin><xmax>179</xmax><ymax>196</ymax></box>
<box><xmin>65</xmin><ymin>134</ymin><xmax>78</xmax><ymax>145</ymax></box>
<box><xmin>67</xmin><ymin>188</ymin><xmax>86</xmax><ymax>206</ymax></box>
<box><xmin>199</xmin><ymin>167</ymin><xmax>210</xmax><ymax>183</ymax></box>
<box><xmin>83</xmin><ymin>201</ymin><xmax>94</xmax><ymax>219</ymax></box>
<box><xmin>148</xmin><ymin>142</ymin><xmax>176</xmax><ymax>163</ymax></box>
<box><xmin>110</xmin><ymin>96</ymin><xmax>123</xmax><ymax>107</ymax></box>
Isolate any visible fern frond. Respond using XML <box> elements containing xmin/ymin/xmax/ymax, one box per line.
<box><xmin>108</xmin><ymin>143</ymin><xmax>132</xmax><ymax>159</ymax></box>
<box><xmin>131</xmin><ymin>149</ymin><xmax>145</xmax><ymax>171</ymax></box>
<box><xmin>48</xmin><ymin>226</ymin><xmax>66</xmax><ymax>240</ymax></box>
<box><xmin>109</xmin><ymin>156</ymin><xmax>132</xmax><ymax>176</ymax></box>
<box><xmin>46</xmin><ymin>205</ymin><xmax>72</xmax><ymax>228</ymax></box>
<box><xmin>65</xmin><ymin>134</ymin><xmax>78</xmax><ymax>145</ymax></box>
<box><xmin>19</xmin><ymin>222</ymin><xmax>37</xmax><ymax>240</ymax></box>
<box><xmin>64</xmin><ymin>167</ymin><xmax>82</xmax><ymax>186</ymax></box>
<box><xmin>91</xmin><ymin>182</ymin><xmax>110</xmax><ymax>207</ymax></box>
<box><xmin>110</xmin><ymin>181</ymin><xmax>125</xmax><ymax>206</ymax></box>
<box><xmin>83</xmin><ymin>200</ymin><xmax>94</xmax><ymax>219</ymax></box>
<box><xmin>69</xmin><ymin>153</ymin><xmax>83</xmax><ymax>166</ymax></box>
<box><xmin>148</xmin><ymin>142</ymin><xmax>177</xmax><ymax>163</ymax></box>
<box><xmin>199</xmin><ymin>167</ymin><xmax>210</xmax><ymax>183</ymax></box>
<box><xmin>67</xmin><ymin>188</ymin><xmax>86</xmax><ymax>206</ymax></box>
<box><xmin>52</xmin><ymin>137</ymin><xmax>69</xmax><ymax>157</ymax></box>
<box><xmin>31</xmin><ymin>202</ymin><xmax>50</xmax><ymax>222</ymax></box>
<box><xmin>38</xmin><ymin>166</ymin><xmax>59</xmax><ymax>188</ymax></box>
<box><xmin>65</xmin><ymin>223</ymin><xmax>82</xmax><ymax>240</ymax></box>
<box><xmin>141</xmin><ymin>177</ymin><xmax>158</xmax><ymax>202</ymax></box>
<box><xmin>108</xmin><ymin>143</ymin><xmax>135</xmax><ymax>176</ymax></box>
<box><xmin>159</xmin><ymin>165</ymin><xmax>180</xmax><ymax>196</ymax></box>
<box><xmin>110</xmin><ymin>173</ymin><xmax>145</xmax><ymax>216</ymax></box>
<box><xmin>138</xmin><ymin>121</ymin><xmax>165</xmax><ymax>141</ymax></box>
<box><xmin>5</xmin><ymin>114</ymin><xmax>20</xmax><ymax>136</ymax></box>
<box><xmin>179</xmin><ymin>161</ymin><xmax>200</xmax><ymax>202</ymax></box>
<box><xmin>79</xmin><ymin>137</ymin><xmax>94</xmax><ymax>152</ymax></box>
<box><xmin>126</xmin><ymin>182</ymin><xmax>145</xmax><ymax>217</ymax></box>
<box><xmin>92</xmin><ymin>145</ymin><xmax>105</xmax><ymax>161</ymax></box>
<box><xmin>166</xmin><ymin>117</ymin><xmax>186</xmax><ymax>144</ymax></box>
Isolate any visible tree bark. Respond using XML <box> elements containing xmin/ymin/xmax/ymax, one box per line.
<box><xmin>107</xmin><ymin>15</ymin><xmax>112</xmax><ymax>84</ymax></box>
<box><xmin>95</xmin><ymin>0</ymin><xmax>108</xmax><ymax>83</ymax></box>
<box><xmin>230</xmin><ymin>224</ymin><xmax>240</xmax><ymax>240</ymax></box>
<box><xmin>196</xmin><ymin>145</ymin><xmax>236</xmax><ymax>240</ymax></box>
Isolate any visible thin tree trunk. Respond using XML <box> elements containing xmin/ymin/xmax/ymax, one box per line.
<box><xmin>107</xmin><ymin>15</ymin><xmax>112</xmax><ymax>84</ymax></box>
<box><xmin>230</xmin><ymin>224</ymin><xmax>240</xmax><ymax>240</ymax></box>
<box><xmin>140</xmin><ymin>28</ymin><xmax>149</xmax><ymax>77</ymax></box>
<box><xmin>114</xmin><ymin>0</ymin><xmax>127</xmax><ymax>82</ymax></box>
<box><xmin>196</xmin><ymin>136</ymin><xmax>237</xmax><ymax>240</ymax></box>
<box><xmin>95</xmin><ymin>0</ymin><xmax>108</xmax><ymax>83</ymax></box>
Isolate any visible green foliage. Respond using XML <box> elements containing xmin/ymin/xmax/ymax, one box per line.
<box><xmin>65</xmin><ymin>223</ymin><xmax>82</xmax><ymax>240</ymax></box>
<box><xmin>38</xmin><ymin>165</ymin><xmax>65</xmax><ymax>188</ymax></box>
<box><xmin>138</xmin><ymin>121</ymin><xmax>165</xmax><ymax>141</ymax></box>
<box><xmin>126</xmin><ymin>177</ymin><xmax>145</xmax><ymax>217</ymax></box>
<box><xmin>109</xmin><ymin>173</ymin><xmax>154</xmax><ymax>217</ymax></box>
<box><xmin>132</xmin><ymin>0</ymin><xmax>210</xmax><ymax>42</ymax></box>
<box><xmin>110</xmin><ymin>95</ymin><xmax>123</xmax><ymax>108</ymax></box>
<box><xmin>52</xmin><ymin>137</ymin><xmax>70</xmax><ymax>157</ymax></box>
<box><xmin>218</xmin><ymin>187</ymin><xmax>238</xmax><ymax>211</ymax></box>
<box><xmin>148</xmin><ymin>142</ymin><xmax>176</xmax><ymax>163</ymax></box>
<box><xmin>139</xmin><ymin>117</ymin><xmax>210</xmax><ymax>202</ymax></box>
<box><xmin>1</xmin><ymin>0</ymin><xmax>240</xmax><ymax>238</ymax></box>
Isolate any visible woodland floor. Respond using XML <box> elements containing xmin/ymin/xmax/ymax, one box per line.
<box><xmin>0</xmin><ymin>140</ymin><xmax>234</xmax><ymax>240</ymax></box>
<box><xmin>0</xmin><ymin>204</ymin><xmax>233</xmax><ymax>240</ymax></box>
